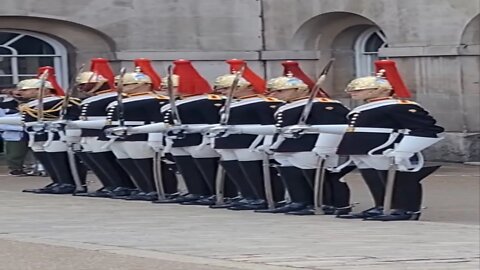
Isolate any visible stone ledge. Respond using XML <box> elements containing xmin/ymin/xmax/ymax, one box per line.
<box><xmin>379</xmin><ymin>45</ymin><xmax>480</xmax><ymax>57</ymax></box>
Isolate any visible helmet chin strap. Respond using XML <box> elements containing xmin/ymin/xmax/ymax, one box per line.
<box><xmin>86</xmin><ymin>81</ymin><xmax>106</xmax><ymax>94</ymax></box>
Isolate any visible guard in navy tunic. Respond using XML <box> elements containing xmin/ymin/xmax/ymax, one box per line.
<box><xmin>14</xmin><ymin>78</ymin><xmax>87</xmax><ymax>194</ymax></box>
<box><xmin>162</xmin><ymin>93</ymin><xmax>228</xmax><ymax>204</ymax></box>
<box><xmin>213</xmin><ymin>91</ymin><xmax>285</xmax><ymax>210</ymax></box>
<box><xmin>336</xmin><ymin>60</ymin><xmax>444</xmax><ymax>221</ymax></box>
<box><xmin>74</xmin><ymin>70</ymin><xmax>136</xmax><ymax>198</ymax></box>
<box><xmin>269</xmin><ymin>95</ymin><xmax>354</xmax><ymax>215</ymax></box>
<box><xmin>100</xmin><ymin>70</ymin><xmax>176</xmax><ymax>201</ymax></box>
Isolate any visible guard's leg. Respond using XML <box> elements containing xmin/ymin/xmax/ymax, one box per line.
<box><xmin>365</xmin><ymin>165</ymin><xmax>440</xmax><ymax>221</ymax></box>
<box><xmin>23</xmin><ymin>142</ymin><xmax>60</xmax><ymax>193</ymax></box>
<box><xmin>44</xmin><ymin>141</ymin><xmax>87</xmax><ymax>194</ymax></box>
<box><xmin>275</xmin><ymin>166</ymin><xmax>313</xmax><ymax>214</ymax></box>
<box><xmin>158</xmin><ymin>146</ymin><xmax>211</xmax><ymax>203</ymax></box>
<box><xmin>216</xmin><ymin>149</ymin><xmax>255</xmax><ymax>200</ymax></box>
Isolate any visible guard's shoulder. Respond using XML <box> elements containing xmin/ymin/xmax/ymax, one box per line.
<box><xmin>155</xmin><ymin>95</ymin><xmax>169</xmax><ymax>100</ymax></box>
<box><xmin>207</xmin><ymin>94</ymin><xmax>223</xmax><ymax>100</ymax></box>
<box><xmin>396</xmin><ymin>99</ymin><xmax>419</xmax><ymax>106</ymax></box>
<box><xmin>263</xmin><ymin>96</ymin><xmax>282</xmax><ymax>102</ymax></box>
<box><xmin>316</xmin><ymin>97</ymin><xmax>339</xmax><ymax>103</ymax></box>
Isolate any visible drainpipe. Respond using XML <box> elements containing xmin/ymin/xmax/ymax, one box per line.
<box><xmin>259</xmin><ymin>0</ymin><xmax>267</xmax><ymax>77</ymax></box>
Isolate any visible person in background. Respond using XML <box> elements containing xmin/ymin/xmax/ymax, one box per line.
<box><xmin>0</xmin><ymin>85</ymin><xmax>29</xmax><ymax>176</ymax></box>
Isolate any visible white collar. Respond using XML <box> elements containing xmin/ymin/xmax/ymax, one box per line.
<box><xmin>349</xmin><ymin>99</ymin><xmax>400</xmax><ymax>115</ymax></box>
<box><xmin>82</xmin><ymin>92</ymin><xmax>117</xmax><ymax>104</ymax></box>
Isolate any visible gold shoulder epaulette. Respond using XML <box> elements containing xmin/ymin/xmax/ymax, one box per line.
<box><xmin>397</xmin><ymin>99</ymin><xmax>418</xmax><ymax>105</ymax></box>
<box><xmin>156</xmin><ymin>95</ymin><xmax>169</xmax><ymax>100</ymax></box>
<box><xmin>208</xmin><ymin>94</ymin><xmax>223</xmax><ymax>100</ymax></box>
<box><xmin>239</xmin><ymin>94</ymin><xmax>258</xmax><ymax>99</ymax></box>
<box><xmin>316</xmin><ymin>97</ymin><xmax>334</xmax><ymax>103</ymax></box>
<box><xmin>263</xmin><ymin>97</ymin><xmax>281</xmax><ymax>102</ymax></box>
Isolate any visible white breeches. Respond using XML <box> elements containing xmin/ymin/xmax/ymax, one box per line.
<box><xmin>350</xmin><ymin>155</ymin><xmax>391</xmax><ymax>170</ymax></box>
<box><xmin>170</xmin><ymin>144</ymin><xmax>220</xmax><ymax>158</ymax></box>
<box><xmin>80</xmin><ymin>137</ymin><xmax>110</xmax><ymax>153</ymax></box>
<box><xmin>110</xmin><ymin>141</ymin><xmax>155</xmax><ymax>159</ymax></box>
<box><xmin>273</xmin><ymin>152</ymin><xmax>340</xmax><ymax>170</ymax></box>
<box><xmin>215</xmin><ymin>149</ymin><xmax>263</xmax><ymax>161</ymax></box>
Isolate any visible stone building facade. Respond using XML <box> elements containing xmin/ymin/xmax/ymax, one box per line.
<box><xmin>0</xmin><ymin>0</ymin><xmax>478</xmax><ymax>161</ymax></box>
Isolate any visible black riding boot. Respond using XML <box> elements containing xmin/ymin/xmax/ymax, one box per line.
<box><xmin>124</xmin><ymin>158</ymin><xmax>157</xmax><ymax>201</ymax></box>
<box><xmin>229</xmin><ymin>160</ymin><xmax>267</xmax><ymax>210</ymax></box>
<box><xmin>23</xmin><ymin>151</ymin><xmax>60</xmax><ymax>193</ymax></box>
<box><xmin>46</xmin><ymin>152</ymin><xmax>81</xmax><ymax>194</ymax></box>
<box><xmin>220</xmin><ymin>160</ymin><xmax>255</xmax><ymax>199</ymax></box>
<box><xmin>337</xmin><ymin>168</ymin><xmax>385</xmax><ymax>219</ymax></box>
<box><xmin>193</xmin><ymin>157</ymin><xmax>219</xmax><ymax>196</ymax></box>
<box><xmin>154</xmin><ymin>155</ymin><xmax>210</xmax><ymax>203</ymax></box>
<box><xmin>258</xmin><ymin>166</ymin><xmax>312</xmax><ymax>214</ymax></box>
<box><xmin>76</xmin><ymin>152</ymin><xmax>113</xmax><ymax>197</ymax></box>
<box><xmin>115</xmin><ymin>158</ymin><xmax>145</xmax><ymax>193</ymax></box>
<box><xmin>365</xmin><ymin>166</ymin><xmax>440</xmax><ymax>221</ymax></box>
<box><xmin>93</xmin><ymin>152</ymin><xmax>135</xmax><ymax>188</ymax></box>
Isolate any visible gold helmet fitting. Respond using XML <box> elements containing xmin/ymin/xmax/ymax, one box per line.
<box><xmin>267</xmin><ymin>75</ymin><xmax>308</xmax><ymax>92</ymax></box>
<box><xmin>213</xmin><ymin>74</ymin><xmax>250</xmax><ymax>89</ymax></box>
<box><xmin>160</xmin><ymin>74</ymin><xmax>180</xmax><ymax>88</ymax></box>
<box><xmin>345</xmin><ymin>76</ymin><xmax>392</xmax><ymax>92</ymax></box>
<box><xmin>76</xmin><ymin>71</ymin><xmax>107</xmax><ymax>84</ymax></box>
<box><xmin>117</xmin><ymin>71</ymin><xmax>152</xmax><ymax>85</ymax></box>
<box><xmin>17</xmin><ymin>78</ymin><xmax>54</xmax><ymax>90</ymax></box>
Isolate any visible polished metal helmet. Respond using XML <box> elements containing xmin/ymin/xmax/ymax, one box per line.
<box><xmin>267</xmin><ymin>74</ymin><xmax>308</xmax><ymax>92</ymax></box>
<box><xmin>345</xmin><ymin>76</ymin><xmax>392</xmax><ymax>92</ymax></box>
<box><xmin>76</xmin><ymin>71</ymin><xmax>108</xmax><ymax>84</ymax></box>
<box><xmin>16</xmin><ymin>78</ymin><xmax>54</xmax><ymax>90</ymax></box>
<box><xmin>213</xmin><ymin>74</ymin><xmax>250</xmax><ymax>90</ymax></box>
<box><xmin>160</xmin><ymin>74</ymin><xmax>180</xmax><ymax>88</ymax></box>
<box><xmin>118</xmin><ymin>71</ymin><xmax>152</xmax><ymax>85</ymax></box>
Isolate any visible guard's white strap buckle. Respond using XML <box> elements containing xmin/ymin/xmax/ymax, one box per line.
<box><xmin>346</xmin><ymin>127</ymin><xmax>394</xmax><ymax>133</ymax></box>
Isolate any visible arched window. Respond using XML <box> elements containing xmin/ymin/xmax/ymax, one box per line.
<box><xmin>354</xmin><ymin>27</ymin><xmax>388</xmax><ymax>77</ymax></box>
<box><xmin>0</xmin><ymin>31</ymin><xmax>68</xmax><ymax>87</ymax></box>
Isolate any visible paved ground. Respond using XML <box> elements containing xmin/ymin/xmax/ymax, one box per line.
<box><xmin>0</xmin><ymin>162</ymin><xmax>479</xmax><ymax>270</ymax></box>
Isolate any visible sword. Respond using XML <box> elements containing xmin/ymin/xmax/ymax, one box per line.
<box><xmin>117</xmin><ymin>67</ymin><xmax>127</xmax><ymax>127</ymax></box>
<box><xmin>298</xmin><ymin>59</ymin><xmax>334</xmax><ymax>126</ymax></box>
<box><xmin>67</xmin><ymin>146</ymin><xmax>86</xmax><ymax>194</ymax></box>
<box><xmin>28</xmin><ymin>70</ymin><xmax>49</xmax><ymax>147</ymax></box>
<box><xmin>313</xmin><ymin>157</ymin><xmax>327</xmax><ymax>214</ymax></box>
<box><xmin>36</xmin><ymin>70</ymin><xmax>49</xmax><ymax>125</ymax></box>
<box><xmin>298</xmin><ymin>59</ymin><xmax>334</xmax><ymax>215</ymax></box>
<box><xmin>214</xmin><ymin>165</ymin><xmax>227</xmax><ymax>205</ymax></box>
<box><xmin>219</xmin><ymin>64</ymin><xmax>245</xmax><ymax>126</ymax></box>
<box><xmin>383</xmin><ymin>156</ymin><xmax>397</xmax><ymax>215</ymax></box>
<box><xmin>262</xmin><ymin>152</ymin><xmax>275</xmax><ymax>210</ymax></box>
<box><xmin>153</xmin><ymin>151</ymin><xmax>166</xmax><ymax>200</ymax></box>
<box><xmin>167</xmin><ymin>65</ymin><xmax>181</xmax><ymax>126</ymax></box>
<box><xmin>102</xmin><ymin>67</ymin><xmax>127</xmax><ymax>148</ymax></box>
<box><xmin>59</xmin><ymin>64</ymin><xmax>85</xmax><ymax>120</ymax></box>
<box><xmin>214</xmin><ymin>64</ymin><xmax>245</xmax><ymax>206</ymax></box>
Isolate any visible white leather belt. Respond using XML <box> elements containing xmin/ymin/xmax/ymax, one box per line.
<box><xmin>345</xmin><ymin>127</ymin><xmax>394</xmax><ymax>133</ymax></box>
<box><xmin>110</xmin><ymin>121</ymin><xmax>146</xmax><ymax>126</ymax></box>
<box><xmin>82</xmin><ymin>116</ymin><xmax>106</xmax><ymax>121</ymax></box>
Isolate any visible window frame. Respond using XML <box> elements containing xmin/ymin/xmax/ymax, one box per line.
<box><xmin>0</xmin><ymin>30</ymin><xmax>68</xmax><ymax>88</ymax></box>
<box><xmin>354</xmin><ymin>27</ymin><xmax>388</xmax><ymax>77</ymax></box>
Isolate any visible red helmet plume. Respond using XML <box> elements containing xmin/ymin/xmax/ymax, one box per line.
<box><xmin>281</xmin><ymin>60</ymin><xmax>329</xmax><ymax>98</ymax></box>
<box><xmin>226</xmin><ymin>59</ymin><xmax>266</xmax><ymax>94</ymax></box>
<box><xmin>173</xmin><ymin>59</ymin><xmax>211</xmax><ymax>95</ymax></box>
<box><xmin>375</xmin><ymin>60</ymin><xmax>411</xmax><ymax>98</ymax></box>
<box><xmin>90</xmin><ymin>58</ymin><xmax>115</xmax><ymax>88</ymax></box>
<box><xmin>134</xmin><ymin>58</ymin><xmax>161</xmax><ymax>90</ymax></box>
<box><xmin>37</xmin><ymin>66</ymin><xmax>64</xmax><ymax>96</ymax></box>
